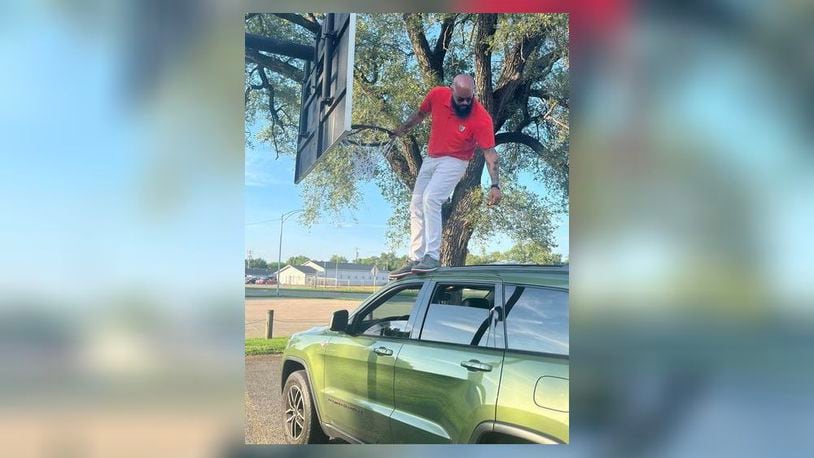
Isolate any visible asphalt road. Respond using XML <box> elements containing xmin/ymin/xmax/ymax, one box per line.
<box><xmin>245</xmin><ymin>354</ymin><xmax>345</xmax><ymax>444</ymax></box>
<box><xmin>245</xmin><ymin>354</ymin><xmax>286</xmax><ymax>444</ymax></box>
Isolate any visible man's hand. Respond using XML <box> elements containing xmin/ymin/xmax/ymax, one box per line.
<box><xmin>391</xmin><ymin>111</ymin><xmax>427</xmax><ymax>138</ymax></box>
<box><xmin>487</xmin><ymin>186</ymin><xmax>502</xmax><ymax>206</ymax></box>
<box><xmin>390</xmin><ymin>126</ymin><xmax>405</xmax><ymax>138</ymax></box>
<box><xmin>483</xmin><ymin>147</ymin><xmax>501</xmax><ymax>206</ymax></box>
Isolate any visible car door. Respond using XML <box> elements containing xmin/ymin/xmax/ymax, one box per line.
<box><xmin>391</xmin><ymin>279</ymin><xmax>505</xmax><ymax>443</ymax></box>
<box><xmin>495</xmin><ymin>284</ymin><xmax>569</xmax><ymax>444</ymax></box>
<box><xmin>322</xmin><ymin>281</ymin><xmax>429</xmax><ymax>443</ymax></box>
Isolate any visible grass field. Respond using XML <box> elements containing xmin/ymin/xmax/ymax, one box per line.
<box><xmin>245</xmin><ymin>337</ymin><xmax>290</xmax><ymax>356</ymax></box>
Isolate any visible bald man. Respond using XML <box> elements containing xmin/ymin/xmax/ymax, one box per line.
<box><xmin>389</xmin><ymin>75</ymin><xmax>502</xmax><ymax>278</ymax></box>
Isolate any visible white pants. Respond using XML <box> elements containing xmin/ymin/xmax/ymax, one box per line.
<box><xmin>409</xmin><ymin>155</ymin><xmax>469</xmax><ymax>261</ymax></box>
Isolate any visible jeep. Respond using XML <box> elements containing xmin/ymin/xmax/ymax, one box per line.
<box><xmin>280</xmin><ymin>265</ymin><xmax>569</xmax><ymax>444</ymax></box>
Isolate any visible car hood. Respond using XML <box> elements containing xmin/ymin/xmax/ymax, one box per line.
<box><xmin>295</xmin><ymin>325</ymin><xmax>329</xmax><ymax>336</ymax></box>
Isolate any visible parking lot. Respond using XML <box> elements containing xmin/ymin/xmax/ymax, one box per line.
<box><xmin>245</xmin><ymin>354</ymin><xmax>346</xmax><ymax>444</ymax></box>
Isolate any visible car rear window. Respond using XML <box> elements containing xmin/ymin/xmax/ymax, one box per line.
<box><xmin>503</xmin><ymin>285</ymin><xmax>569</xmax><ymax>356</ymax></box>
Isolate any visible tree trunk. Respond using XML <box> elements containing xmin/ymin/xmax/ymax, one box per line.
<box><xmin>440</xmin><ymin>184</ymin><xmax>479</xmax><ymax>267</ymax></box>
<box><xmin>441</xmin><ymin>222</ymin><xmax>475</xmax><ymax>267</ymax></box>
<box><xmin>403</xmin><ymin>14</ymin><xmax>443</xmax><ymax>85</ymax></box>
<box><xmin>437</xmin><ymin>15</ymin><xmax>500</xmax><ymax>267</ymax></box>
<box><xmin>474</xmin><ymin>14</ymin><xmax>497</xmax><ymax>110</ymax></box>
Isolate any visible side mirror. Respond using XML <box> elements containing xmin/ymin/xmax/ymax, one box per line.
<box><xmin>330</xmin><ymin>310</ymin><xmax>349</xmax><ymax>332</ymax></box>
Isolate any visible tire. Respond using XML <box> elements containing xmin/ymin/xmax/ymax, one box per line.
<box><xmin>282</xmin><ymin>370</ymin><xmax>328</xmax><ymax>444</ymax></box>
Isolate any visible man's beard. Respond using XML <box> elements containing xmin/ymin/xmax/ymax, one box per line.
<box><xmin>451</xmin><ymin>97</ymin><xmax>473</xmax><ymax>118</ymax></box>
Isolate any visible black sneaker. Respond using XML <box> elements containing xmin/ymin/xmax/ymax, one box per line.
<box><xmin>389</xmin><ymin>259</ymin><xmax>418</xmax><ymax>279</ymax></box>
<box><xmin>411</xmin><ymin>255</ymin><xmax>440</xmax><ymax>273</ymax></box>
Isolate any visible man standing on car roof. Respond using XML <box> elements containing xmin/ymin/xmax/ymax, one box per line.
<box><xmin>389</xmin><ymin>74</ymin><xmax>501</xmax><ymax>279</ymax></box>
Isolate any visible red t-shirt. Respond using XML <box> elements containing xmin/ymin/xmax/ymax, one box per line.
<box><xmin>419</xmin><ymin>86</ymin><xmax>495</xmax><ymax>161</ymax></box>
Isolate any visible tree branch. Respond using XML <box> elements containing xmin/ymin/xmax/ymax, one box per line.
<box><xmin>529</xmin><ymin>89</ymin><xmax>569</xmax><ymax>109</ymax></box>
<box><xmin>353</xmin><ymin>80</ymin><xmax>422</xmax><ymax>186</ymax></box>
<box><xmin>403</xmin><ymin>13</ymin><xmax>442</xmax><ymax>85</ymax></box>
<box><xmin>495</xmin><ymin>131</ymin><xmax>559</xmax><ymax>167</ymax></box>
<box><xmin>474</xmin><ymin>14</ymin><xmax>497</xmax><ymax>112</ymax></box>
<box><xmin>272</xmin><ymin>13</ymin><xmax>321</xmax><ymax>35</ymax></box>
<box><xmin>246</xmin><ymin>50</ymin><xmax>304</xmax><ymax>82</ymax></box>
<box><xmin>490</xmin><ymin>24</ymin><xmax>554</xmax><ymax>127</ymax></box>
<box><xmin>433</xmin><ymin>14</ymin><xmax>457</xmax><ymax>77</ymax></box>
<box><xmin>496</xmin><ymin>29</ymin><xmax>548</xmax><ymax>89</ymax></box>
<box><xmin>492</xmin><ymin>34</ymin><xmax>560</xmax><ymax>131</ymax></box>
<box><xmin>245</xmin><ymin>33</ymin><xmax>314</xmax><ymax>61</ymax></box>
<box><xmin>257</xmin><ymin>69</ymin><xmax>284</xmax><ymax>132</ymax></box>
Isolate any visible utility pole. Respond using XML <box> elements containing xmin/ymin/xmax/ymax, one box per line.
<box><xmin>277</xmin><ymin>209</ymin><xmax>303</xmax><ymax>297</ymax></box>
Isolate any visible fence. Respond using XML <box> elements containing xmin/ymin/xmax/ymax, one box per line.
<box><xmin>244</xmin><ymin>298</ymin><xmax>359</xmax><ymax>339</ymax></box>
<box><xmin>245</xmin><ymin>312</ymin><xmax>340</xmax><ymax>339</ymax></box>
<box><xmin>304</xmin><ymin>275</ymin><xmax>387</xmax><ymax>288</ymax></box>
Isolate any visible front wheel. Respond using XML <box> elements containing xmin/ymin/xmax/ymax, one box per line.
<box><xmin>282</xmin><ymin>370</ymin><xmax>328</xmax><ymax>444</ymax></box>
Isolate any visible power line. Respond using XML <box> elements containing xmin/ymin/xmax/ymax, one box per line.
<box><xmin>245</xmin><ymin>217</ymin><xmax>283</xmax><ymax>226</ymax></box>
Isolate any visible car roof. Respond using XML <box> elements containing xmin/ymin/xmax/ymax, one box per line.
<box><xmin>397</xmin><ymin>264</ymin><xmax>569</xmax><ymax>289</ymax></box>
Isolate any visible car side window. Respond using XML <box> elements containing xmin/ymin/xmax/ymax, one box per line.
<box><xmin>504</xmin><ymin>285</ymin><xmax>569</xmax><ymax>356</ymax></box>
<box><xmin>356</xmin><ymin>284</ymin><xmax>423</xmax><ymax>338</ymax></box>
<box><xmin>419</xmin><ymin>283</ymin><xmax>496</xmax><ymax>347</ymax></box>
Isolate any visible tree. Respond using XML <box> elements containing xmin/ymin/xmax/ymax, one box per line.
<box><xmin>504</xmin><ymin>241</ymin><xmax>562</xmax><ymax>264</ymax></box>
<box><xmin>377</xmin><ymin>252</ymin><xmax>408</xmax><ymax>270</ymax></box>
<box><xmin>355</xmin><ymin>252</ymin><xmax>408</xmax><ymax>270</ymax></box>
<box><xmin>246</xmin><ymin>14</ymin><xmax>569</xmax><ymax>266</ymax></box>
<box><xmin>329</xmin><ymin>254</ymin><xmax>349</xmax><ymax>263</ymax></box>
<box><xmin>465</xmin><ymin>250</ymin><xmax>504</xmax><ymax>265</ymax></box>
<box><xmin>247</xmin><ymin>257</ymin><xmax>269</xmax><ymax>269</ymax></box>
<box><xmin>286</xmin><ymin>255</ymin><xmax>310</xmax><ymax>266</ymax></box>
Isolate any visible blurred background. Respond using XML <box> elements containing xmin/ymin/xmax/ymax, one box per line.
<box><xmin>1</xmin><ymin>0</ymin><xmax>812</xmax><ymax>457</ymax></box>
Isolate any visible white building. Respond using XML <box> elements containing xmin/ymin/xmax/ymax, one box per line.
<box><xmin>276</xmin><ymin>264</ymin><xmax>319</xmax><ymax>286</ymax></box>
<box><xmin>277</xmin><ymin>260</ymin><xmax>390</xmax><ymax>286</ymax></box>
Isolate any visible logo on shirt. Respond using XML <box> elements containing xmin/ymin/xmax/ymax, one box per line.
<box><xmin>458</xmin><ymin>124</ymin><xmax>466</xmax><ymax>132</ymax></box>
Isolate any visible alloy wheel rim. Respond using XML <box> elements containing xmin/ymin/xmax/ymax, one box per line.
<box><xmin>285</xmin><ymin>385</ymin><xmax>305</xmax><ymax>440</ymax></box>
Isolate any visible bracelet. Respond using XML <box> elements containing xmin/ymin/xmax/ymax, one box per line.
<box><xmin>490</xmin><ymin>184</ymin><xmax>500</xmax><ymax>189</ymax></box>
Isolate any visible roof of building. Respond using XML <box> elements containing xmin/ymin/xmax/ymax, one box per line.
<box><xmin>279</xmin><ymin>264</ymin><xmax>319</xmax><ymax>275</ymax></box>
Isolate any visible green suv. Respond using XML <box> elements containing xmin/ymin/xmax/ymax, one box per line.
<box><xmin>280</xmin><ymin>265</ymin><xmax>569</xmax><ymax>444</ymax></box>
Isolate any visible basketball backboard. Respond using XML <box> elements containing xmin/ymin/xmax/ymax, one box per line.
<box><xmin>295</xmin><ymin>13</ymin><xmax>356</xmax><ymax>184</ymax></box>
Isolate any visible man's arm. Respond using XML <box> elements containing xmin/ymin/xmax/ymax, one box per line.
<box><xmin>483</xmin><ymin>147</ymin><xmax>502</xmax><ymax>206</ymax></box>
<box><xmin>392</xmin><ymin>111</ymin><xmax>428</xmax><ymax>137</ymax></box>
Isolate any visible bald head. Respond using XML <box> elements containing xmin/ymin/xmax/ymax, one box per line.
<box><xmin>452</xmin><ymin>74</ymin><xmax>475</xmax><ymax>98</ymax></box>
<box><xmin>450</xmin><ymin>74</ymin><xmax>476</xmax><ymax>117</ymax></box>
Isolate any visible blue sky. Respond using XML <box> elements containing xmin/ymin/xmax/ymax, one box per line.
<box><xmin>245</xmin><ymin>137</ymin><xmax>569</xmax><ymax>263</ymax></box>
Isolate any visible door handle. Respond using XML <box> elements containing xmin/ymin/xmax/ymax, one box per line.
<box><xmin>461</xmin><ymin>360</ymin><xmax>492</xmax><ymax>372</ymax></box>
<box><xmin>374</xmin><ymin>346</ymin><xmax>393</xmax><ymax>356</ymax></box>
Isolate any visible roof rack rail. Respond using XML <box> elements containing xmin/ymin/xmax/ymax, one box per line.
<box><xmin>432</xmin><ymin>264</ymin><xmax>568</xmax><ymax>272</ymax></box>
<box><xmin>461</xmin><ymin>263</ymin><xmax>567</xmax><ymax>268</ymax></box>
